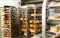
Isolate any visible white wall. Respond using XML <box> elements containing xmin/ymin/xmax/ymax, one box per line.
<box><xmin>0</xmin><ymin>0</ymin><xmax>21</xmax><ymax>7</ymax></box>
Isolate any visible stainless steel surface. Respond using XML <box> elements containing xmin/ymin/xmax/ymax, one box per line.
<box><xmin>42</xmin><ymin>0</ymin><xmax>47</xmax><ymax>38</ymax></box>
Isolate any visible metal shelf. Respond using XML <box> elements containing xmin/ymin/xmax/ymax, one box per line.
<box><xmin>19</xmin><ymin>4</ymin><xmax>42</xmax><ymax>38</ymax></box>
<box><xmin>47</xmin><ymin>31</ymin><xmax>60</xmax><ymax>34</ymax></box>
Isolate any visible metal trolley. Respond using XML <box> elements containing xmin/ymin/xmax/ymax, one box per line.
<box><xmin>19</xmin><ymin>4</ymin><xmax>42</xmax><ymax>38</ymax></box>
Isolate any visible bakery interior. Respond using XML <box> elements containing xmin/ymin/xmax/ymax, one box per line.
<box><xmin>1</xmin><ymin>0</ymin><xmax>60</xmax><ymax>38</ymax></box>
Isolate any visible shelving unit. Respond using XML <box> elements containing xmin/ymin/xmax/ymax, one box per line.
<box><xmin>19</xmin><ymin>4</ymin><xmax>42</xmax><ymax>38</ymax></box>
<box><xmin>42</xmin><ymin>0</ymin><xmax>60</xmax><ymax>38</ymax></box>
<box><xmin>1</xmin><ymin>6</ymin><xmax>19</xmax><ymax>38</ymax></box>
<box><xmin>27</xmin><ymin>1</ymin><xmax>42</xmax><ymax>38</ymax></box>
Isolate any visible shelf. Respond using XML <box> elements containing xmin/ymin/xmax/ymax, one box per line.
<box><xmin>30</xmin><ymin>16</ymin><xmax>42</xmax><ymax>19</ymax></box>
<box><xmin>29</xmin><ymin>22</ymin><xmax>42</xmax><ymax>24</ymax></box>
<box><xmin>1</xmin><ymin>6</ymin><xmax>18</xmax><ymax>38</ymax></box>
<box><xmin>48</xmin><ymin>16</ymin><xmax>60</xmax><ymax>20</ymax></box>
<box><xmin>27</xmin><ymin>1</ymin><xmax>43</xmax><ymax>4</ymax></box>
<box><xmin>47</xmin><ymin>31</ymin><xmax>60</xmax><ymax>34</ymax></box>
<box><xmin>2</xmin><ymin>28</ymin><xmax>10</xmax><ymax>30</ymax></box>
<box><xmin>48</xmin><ymin>19</ymin><xmax>60</xmax><ymax>20</ymax></box>
<box><xmin>4</xmin><ymin>11</ymin><xmax>10</xmax><ymax>12</ymax></box>
<box><xmin>4</xmin><ymin>13</ymin><xmax>10</xmax><ymax>14</ymax></box>
<box><xmin>31</xmin><ymin>33</ymin><xmax>42</xmax><ymax>38</ymax></box>
<box><xmin>30</xmin><ymin>14</ymin><xmax>42</xmax><ymax>16</ymax></box>
<box><xmin>30</xmin><ymin>18</ymin><xmax>42</xmax><ymax>20</ymax></box>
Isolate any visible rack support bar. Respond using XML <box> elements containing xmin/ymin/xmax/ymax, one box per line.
<box><xmin>42</xmin><ymin>0</ymin><xmax>47</xmax><ymax>38</ymax></box>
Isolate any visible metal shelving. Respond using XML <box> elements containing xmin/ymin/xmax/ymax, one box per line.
<box><xmin>19</xmin><ymin>4</ymin><xmax>42</xmax><ymax>38</ymax></box>
<box><xmin>0</xmin><ymin>6</ymin><xmax>19</xmax><ymax>38</ymax></box>
<box><xmin>42</xmin><ymin>0</ymin><xmax>60</xmax><ymax>38</ymax></box>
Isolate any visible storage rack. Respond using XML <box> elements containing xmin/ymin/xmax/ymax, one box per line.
<box><xmin>47</xmin><ymin>7</ymin><xmax>60</xmax><ymax>38</ymax></box>
<box><xmin>42</xmin><ymin>0</ymin><xmax>60</xmax><ymax>38</ymax></box>
<box><xmin>19</xmin><ymin>5</ymin><xmax>36</xmax><ymax>38</ymax></box>
<box><xmin>1</xmin><ymin>6</ymin><xmax>19</xmax><ymax>38</ymax></box>
<box><xmin>1</xmin><ymin>6</ymin><xmax>11</xmax><ymax>38</ymax></box>
<box><xmin>19</xmin><ymin>4</ymin><xmax>42</xmax><ymax>38</ymax></box>
<box><xmin>26</xmin><ymin>1</ymin><xmax>42</xmax><ymax>38</ymax></box>
<box><xmin>11</xmin><ymin>7</ymin><xmax>19</xmax><ymax>38</ymax></box>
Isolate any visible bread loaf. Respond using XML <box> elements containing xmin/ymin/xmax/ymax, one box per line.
<box><xmin>36</xmin><ymin>20</ymin><xmax>40</xmax><ymax>23</ymax></box>
<box><xmin>30</xmin><ymin>28</ymin><xmax>35</xmax><ymax>32</ymax></box>
<box><xmin>59</xmin><ymin>29</ymin><xmax>60</xmax><ymax>32</ymax></box>
<box><xmin>49</xmin><ymin>35</ymin><xmax>56</xmax><ymax>38</ymax></box>
<box><xmin>30</xmin><ymin>20</ymin><xmax>34</xmax><ymax>23</ymax></box>
<box><xmin>31</xmin><ymin>32</ymin><xmax>35</xmax><ymax>35</ymax></box>
<box><xmin>56</xmin><ymin>24</ymin><xmax>60</xmax><ymax>28</ymax></box>
<box><xmin>20</xmin><ymin>18</ymin><xmax>23</xmax><ymax>20</ymax></box>
<box><xmin>31</xmin><ymin>14</ymin><xmax>34</xmax><ymax>16</ymax></box>
<box><xmin>24</xmin><ymin>32</ymin><xmax>27</xmax><ymax>35</ymax></box>
<box><xmin>50</xmin><ymin>26</ymin><xmax>59</xmax><ymax>32</ymax></box>
<box><xmin>22</xmin><ymin>25</ymin><xmax>26</xmax><ymax>27</ymax></box>
<box><xmin>24</xmin><ymin>18</ymin><xmax>26</xmax><ymax>20</ymax></box>
<box><xmin>22</xmin><ymin>28</ymin><xmax>26</xmax><ymax>31</ymax></box>
<box><xmin>55</xmin><ymin>16</ymin><xmax>60</xmax><ymax>19</ymax></box>
<box><xmin>55</xmin><ymin>34</ymin><xmax>60</xmax><ymax>38</ymax></box>
<box><xmin>30</xmin><ymin>24</ymin><xmax>34</xmax><ymax>27</ymax></box>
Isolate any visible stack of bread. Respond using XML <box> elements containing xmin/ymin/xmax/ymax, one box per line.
<box><xmin>30</xmin><ymin>20</ymin><xmax>42</xmax><ymax>23</ymax></box>
<box><xmin>31</xmin><ymin>14</ymin><xmax>42</xmax><ymax>16</ymax></box>
<box><xmin>50</xmin><ymin>24</ymin><xmax>60</xmax><ymax>38</ymax></box>
<box><xmin>55</xmin><ymin>16</ymin><xmax>60</xmax><ymax>19</ymax></box>
<box><xmin>20</xmin><ymin>18</ymin><xmax>26</xmax><ymax>20</ymax></box>
<box><xmin>50</xmin><ymin>24</ymin><xmax>60</xmax><ymax>32</ymax></box>
<box><xmin>49</xmin><ymin>34</ymin><xmax>60</xmax><ymax>38</ymax></box>
<box><xmin>48</xmin><ymin>16</ymin><xmax>60</xmax><ymax>20</ymax></box>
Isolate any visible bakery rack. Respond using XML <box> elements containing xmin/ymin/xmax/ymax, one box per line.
<box><xmin>19</xmin><ymin>4</ymin><xmax>36</xmax><ymax>38</ymax></box>
<box><xmin>42</xmin><ymin>0</ymin><xmax>60</xmax><ymax>38</ymax></box>
<box><xmin>0</xmin><ymin>6</ymin><xmax>19</xmax><ymax>38</ymax></box>
<box><xmin>19</xmin><ymin>4</ymin><xmax>42</xmax><ymax>38</ymax></box>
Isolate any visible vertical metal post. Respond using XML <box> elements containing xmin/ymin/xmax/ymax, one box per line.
<box><xmin>34</xmin><ymin>7</ymin><xmax>36</xmax><ymax>35</ymax></box>
<box><xmin>42</xmin><ymin>0</ymin><xmax>47</xmax><ymax>38</ymax></box>
<box><xmin>0</xmin><ymin>7</ymin><xmax>4</xmax><ymax>38</ymax></box>
<box><xmin>18</xmin><ymin>9</ymin><xmax>19</xmax><ymax>37</ymax></box>
<box><xmin>26</xmin><ymin>7</ymin><xmax>28</xmax><ymax>38</ymax></box>
<box><xmin>10</xmin><ymin>7</ymin><xmax>12</xmax><ymax>38</ymax></box>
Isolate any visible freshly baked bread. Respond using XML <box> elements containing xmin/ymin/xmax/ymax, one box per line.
<box><xmin>49</xmin><ymin>35</ymin><xmax>56</xmax><ymax>38</ymax></box>
<box><xmin>31</xmin><ymin>14</ymin><xmax>34</xmax><ymax>16</ymax></box>
<box><xmin>30</xmin><ymin>20</ymin><xmax>34</xmax><ymax>23</ymax></box>
<box><xmin>50</xmin><ymin>26</ymin><xmax>59</xmax><ymax>32</ymax></box>
<box><xmin>20</xmin><ymin>18</ymin><xmax>23</xmax><ymax>20</ymax></box>
<box><xmin>55</xmin><ymin>34</ymin><xmax>60</xmax><ymax>38</ymax></box>
<box><xmin>58</xmin><ymin>29</ymin><xmax>60</xmax><ymax>32</ymax></box>
<box><xmin>22</xmin><ymin>28</ymin><xmax>26</xmax><ymax>31</ymax></box>
<box><xmin>24</xmin><ymin>18</ymin><xmax>26</xmax><ymax>20</ymax></box>
<box><xmin>24</xmin><ymin>32</ymin><xmax>27</xmax><ymax>35</ymax></box>
<box><xmin>55</xmin><ymin>16</ymin><xmax>60</xmax><ymax>19</ymax></box>
<box><xmin>36</xmin><ymin>20</ymin><xmax>40</xmax><ymax>23</ymax></box>
<box><xmin>30</xmin><ymin>28</ymin><xmax>35</xmax><ymax>32</ymax></box>
<box><xmin>22</xmin><ymin>25</ymin><xmax>26</xmax><ymax>27</ymax></box>
<box><xmin>31</xmin><ymin>32</ymin><xmax>35</xmax><ymax>35</ymax></box>
<box><xmin>30</xmin><ymin>24</ymin><xmax>34</xmax><ymax>27</ymax></box>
